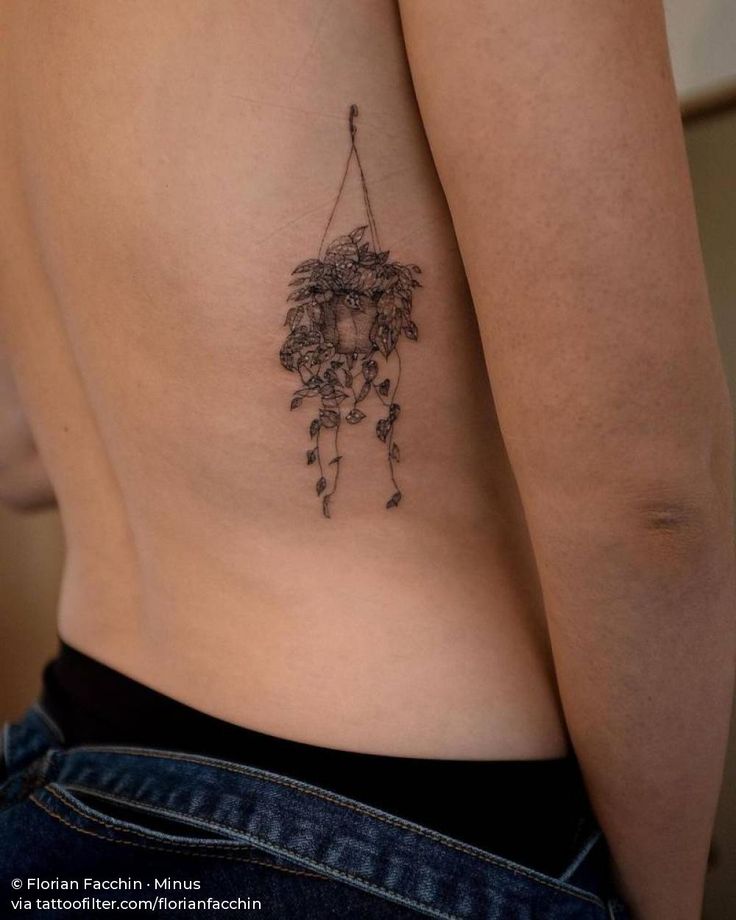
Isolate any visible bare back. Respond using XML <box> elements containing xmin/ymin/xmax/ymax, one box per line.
<box><xmin>0</xmin><ymin>0</ymin><xmax>566</xmax><ymax>758</ymax></box>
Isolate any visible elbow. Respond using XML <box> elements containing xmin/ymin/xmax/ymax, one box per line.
<box><xmin>627</xmin><ymin>491</ymin><xmax>725</xmax><ymax>543</ymax></box>
<box><xmin>628</xmin><ymin>404</ymin><xmax>734</xmax><ymax>540</ymax></box>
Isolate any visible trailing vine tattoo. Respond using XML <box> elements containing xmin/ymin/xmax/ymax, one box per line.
<box><xmin>280</xmin><ymin>105</ymin><xmax>422</xmax><ymax>518</ymax></box>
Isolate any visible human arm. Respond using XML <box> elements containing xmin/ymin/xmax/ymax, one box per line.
<box><xmin>398</xmin><ymin>2</ymin><xmax>736</xmax><ymax>917</ymax></box>
<box><xmin>0</xmin><ymin>343</ymin><xmax>55</xmax><ymax>511</ymax></box>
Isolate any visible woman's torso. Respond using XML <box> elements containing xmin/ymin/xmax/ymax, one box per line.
<box><xmin>0</xmin><ymin>0</ymin><xmax>567</xmax><ymax>758</ymax></box>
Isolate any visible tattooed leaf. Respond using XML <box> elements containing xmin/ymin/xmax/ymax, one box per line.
<box><xmin>306</xmin><ymin>449</ymin><xmax>318</xmax><ymax>465</ymax></box>
<box><xmin>292</xmin><ymin>259</ymin><xmax>321</xmax><ymax>274</ymax></box>
<box><xmin>376</xmin><ymin>418</ymin><xmax>391</xmax><ymax>442</ymax></box>
<box><xmin>356</xmin><ymin>381</ymin><xmax>371</xmax><ymax>402</ymax></box>
<box><xmin>319</xmin><ymin>409</ymin><xmax>340</xmax><ymax>428</ymax></box>
<box><xmin>288</xmin><ymin>289</ymin><xmax>313</xmax><ymax>303</ymax></box>
<box><xmin>345</xmin><ymin>408</ymin><xmax>366</xmax><ymax>425</ymax></box>
<box><xmin>324</xmin><ymin>237</ymin><xmax>360</xmax><ymax>265</ymax></box>
<box><xmin>290</xmin><ymin>397</ymin><xmax>303</xmax><ymax>410</ymax></box>
<box><xmin>403</xmin><ymin>321</ymin><xmax>418</xmax><ymax>341</ymax></box>
<box><xmin>322</xmin><ymin>495</ymin><xmax>331</xmax><ymax>519</ymax></box>
<box><xmin>329</xmin><ymin>455</ymin><xmax>343</xmax><ymax>465</ymax></box>
<box><xmin>389</xmin><ymin>403</ymin><xmax>401</xmax><ymax>422</ymax></box>
<box><xmin>309</xmin><ymin>418</ymin><xmax>321</xmax><ymax>438</ymax></box>
<box><xmin>375</xmin><ymin>326</ymin><xmax>397</xmax><ymax>358</ymax></box>
<box><xmin>390</xmin><ymin>443</ymin><xmax>400</xmax><ymax>462</ymax></box>
<box><xmin>377</xmin><ymin>378</ymin><xmax>390</xmax><ymax>397</ymax></box>
<box><xmin>386</xmin><ymin>491</ymin><xmax>402</xmax><ymax>509</ymax></box>
<box><xmin>377</xmin><ymin>293</ymin><xmax>399</xmax><ymax>319</ymax></box>
<box><xmin>410</xmin><ymin>265</ymin><xmax>422</xmax><ymax>274</ymax></box>
<box><xmin>349</xmin><ymin>226</ymin><xmax>368</xmax><ymax>243</ymax></box>
<box><xmin>362</xmin><ymin>359</ymin><xmax>378</xmax><ymax>382</ymax></box>
<box><xmin>279</xmin><ymin>347</ymin><xmax>297</xmax><ymax>372</ymax></box>
<box><xmin>316</xmin><ymin>477</ymin><xmax>327</xmax><ymax>496</ymax></box>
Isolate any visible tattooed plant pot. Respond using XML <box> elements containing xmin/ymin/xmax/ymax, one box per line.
<box><xmin>281</xmin><ymin>227</ymin><xmax>421</xmax><ymax>518</ymax></box>
<box><xmin>280</xmin><ymin>105</ymin><xmax>421</xmax><ymax>518</ymax></box>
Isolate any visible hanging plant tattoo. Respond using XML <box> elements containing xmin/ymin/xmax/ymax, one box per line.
<box><xmin>280</xmin><ymin>104</ymin><xmax>422</xmax><ymax>518</ymax></box>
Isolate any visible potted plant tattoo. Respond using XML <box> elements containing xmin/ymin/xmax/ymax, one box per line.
<box><xmin>280</xmin><ymin>106</ymin><xmax>422</xmax><ymax>518</ymax></box>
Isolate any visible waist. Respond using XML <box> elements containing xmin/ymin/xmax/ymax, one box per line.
<box><xmin>2</xmin><ymin>703</ymin><xmax>620</xmax><ymax>918</ymax></box>
<box><xmin>57</xmin><ymin>608</ymin><xmax>568</xmax><ymax>760</ymax></box>
<box><xmin>58</xmin><ymin>528</ymin><xmax>567</xmax><ymax>759</ymax></box>
<box><xmin>36</xmin><ymin>640</ymin><xmax>590</xmax><ymax>879</ymax></box>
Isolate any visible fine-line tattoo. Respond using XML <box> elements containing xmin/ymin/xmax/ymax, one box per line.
<box><xmin>280</xmin><ymin>104</ymin><xmax>422</xmax><ymax>518</ymax></box>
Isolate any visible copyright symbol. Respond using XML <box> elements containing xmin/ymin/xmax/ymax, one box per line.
<box><xmin>11</xmin><ymin>879</ymin><xmax>22</xmax><ymax>890</ymax></box>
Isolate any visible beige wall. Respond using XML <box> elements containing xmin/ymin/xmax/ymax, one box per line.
<box><xmin>0</xmin><ymin>504</ymin><xmax>62</xmax><ymax>721</ymax></box>
<box><xmin>0</xmin><ymin>108</ymin><xmax>734</xmax><ymax>918</ymax></box>
<box><xmin>664</xmin><ymin>0</ymin><xmax>736</xmax><ymax>102</ymax></box>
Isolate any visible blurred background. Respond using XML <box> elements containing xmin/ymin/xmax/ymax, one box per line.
<box><xmin>1</xmin><ymin>3</ymin><xmax>735</xmax><ymax>916</ymax></box>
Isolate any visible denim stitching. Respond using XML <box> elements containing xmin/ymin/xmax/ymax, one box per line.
<box><xmin>33</xmin><ymin>790</ymin><xmax>453</xmax><ymax>920</ymax></box>
<box><xmin>29</xmin><ymin>793</ymin><xmax>330</xmax><ymax>881</ymax></box>
<box><xmin>58</xmin><ymin>746</ymin><xmax>604</xmax><ymax>909</ymax></box>
<box><xmin>559</xmin><ymin>829</ymin><xmax>603</xmax><ymax>882</ymax></box>
<box><xmin>1</xmin><ymin>723</ymin><xmax>11</xmax><ymax>772</ymax></box>
<box><xmin>52</xmin><ymin>780</ymin><xmax>601</xmax><ymax>918</ymax></box>
<box><xmin>31</xmin><ymin>703</ymin><xmax>65</xmax><ymax>743</ymax></box>
<box><xmin>49</xmin><ymin>785</ymin><xmax>269</xmax><ymax>850</ymax></box>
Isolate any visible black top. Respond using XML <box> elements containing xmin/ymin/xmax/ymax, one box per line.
<box><xmin>40</xmin><ymin>641</ymin><xmax>593</xmax><ymax>877</ymax></box>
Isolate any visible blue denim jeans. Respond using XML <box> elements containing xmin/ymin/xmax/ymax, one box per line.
<box><xmin>0</xmin><ymin>704</ymin><xmax>632</xmax><ymax>919</ymax></box>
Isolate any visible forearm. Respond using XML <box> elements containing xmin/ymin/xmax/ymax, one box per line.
<box><xmin>522</xmin><ymin>465</ymin><xmax>736</xmax><ymax>919</ymax></box>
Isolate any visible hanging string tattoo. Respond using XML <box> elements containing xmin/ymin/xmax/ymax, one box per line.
<box><xmin>279</xmin><ymin>105</ymin><xmax>422</xmax><ymax>518</ymax></box>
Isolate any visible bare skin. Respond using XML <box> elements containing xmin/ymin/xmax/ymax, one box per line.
<box><xmin>0</xmin><ymin>0</ymin><xmax>564</xmax><ymax>760</ymax></box>
<box><xmin>0</xmin><ymin>3</ymin><xmax>734</xmax><ymax>918</ymax></box>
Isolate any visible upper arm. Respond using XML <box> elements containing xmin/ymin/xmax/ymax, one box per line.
<box><xmin>398</xmin><ymin>0</ymin><xmax>732</xmax><ymax>512</ymax></box>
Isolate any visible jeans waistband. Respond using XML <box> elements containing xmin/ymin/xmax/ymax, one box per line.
<box><xmin>2</xmin><ymin>706</ymin><xmax>620</xmax><ymax>920</ymax></box>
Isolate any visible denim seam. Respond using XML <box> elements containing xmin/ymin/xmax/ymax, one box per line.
<box><xmin>559</xmin><ymin>828</ymin><xmax>603</xmax><ymax>882</ymax></box>
<box><xmin>58</xmin><ymin>746</ymin><xmax>604</xmax><ymax>909</ymax></box>
<box><xmin>53</xmin><ymin>781</ymin><xmax>603</xmax><ymax>917</ymax></box>
<box><xmin>31</xmin><ymin>703</ymin><xmax>65</xmax><ymax>743</ymax></box>
<box><xmin>49</xmin><ymin>784</ymin><xmax>278</xmax><ymax>850</ymax></box>
<box><xmin>29</xmin><ymin>793</ymin><xmax>330</xmax><ymax>881</ymax></box>
<box><xmin>1</xmin><ymin>723</ymin><xmax>10</xmax><ymax>772</ymax></box>
<box><xmin>34</xmin><ymin>789</ymin><xmax>452</xmax><ymax>920</ymax></box>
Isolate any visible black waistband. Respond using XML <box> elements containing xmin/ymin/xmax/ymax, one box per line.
<box><xmin>40</xmin><ymin>641</ymin><xmax>592</xmax><ymax>877</ymax></box>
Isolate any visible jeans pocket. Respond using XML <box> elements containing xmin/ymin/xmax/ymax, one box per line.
<box><xmin>34</xmin><ymin>783</ymin><xmax>249</xmax><ymax>851</ymax></box>
<box><xmin>31</xmin><ymin>781</ymin><xmax>334</xmax><ymax>881</ymax></box>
